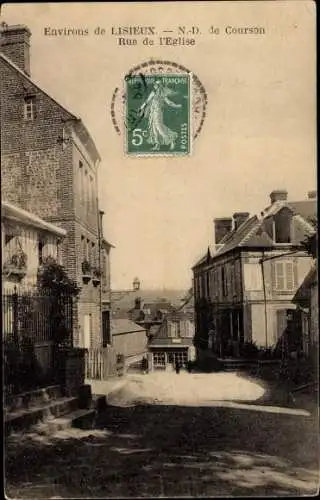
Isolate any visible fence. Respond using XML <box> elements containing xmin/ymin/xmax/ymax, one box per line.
<box><xmin>85</xmin><ymin>347</ymin><xmax>125</xmax><ymax>379</ymax></box>
<box><xmin>3</xmin><ymin>288</ymin><xmax>74</xmax><ymax>397</ymax></box>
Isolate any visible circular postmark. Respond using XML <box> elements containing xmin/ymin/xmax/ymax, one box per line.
<box><xmin>110</xmin><ymin>59</ymin><xmax>207</xmax><ymax>142</ymax></box>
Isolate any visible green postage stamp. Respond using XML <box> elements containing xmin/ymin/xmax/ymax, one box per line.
<box><xmin>125</xmin><ymin>73</ymin><xmax>192</xmax><ymax>156</ymax></box>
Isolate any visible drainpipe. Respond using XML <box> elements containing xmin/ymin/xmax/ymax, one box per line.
<box><xmin>97</xmin><ymin>206</ymin><xmax>103</xmax><ymax>346</ymax></box>
<box><xmin>260</xmin><ymin>252</ymin><xmax>268</xmax><ymax>349</ymax></box>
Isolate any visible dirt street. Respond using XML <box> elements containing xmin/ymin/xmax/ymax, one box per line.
<box><xmin>5</xmin><ymin>372</ymin><xmax>319</xmax><ymax>498</ymax></box>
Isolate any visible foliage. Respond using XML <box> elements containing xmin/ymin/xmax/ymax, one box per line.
<box><xmin>3</xmin><ymin>251</ymin><xmax>28</xmax><ymax>272</ymax></box>
<box><xmin>92</xmin><ymin>267</ymin><xmax>101</xmax><ymax>278</ymax></box>
<box><xmin>301</xmin><ymin>232</ymin><xmax>317</xmax><ymax>258</ymax></box>
<box><xmin>239</xmin><ymin>341</ymin><xmax>260</xmax><ymax>359</ymax></box>
<box><xmin>37</xmin><ymin>257</ymin><xmax>79</xmax><ymax>347</ymax></box>
<box><xmin>38</xmin><ymin>256</ymin><xmax>81</xmax><ymax>296</ymax></box>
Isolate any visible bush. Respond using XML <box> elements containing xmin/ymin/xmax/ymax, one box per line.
<box><xmin>239</xmin><ymin>341</ymin><xmax>260</xmax><ymax>359</ymax></box>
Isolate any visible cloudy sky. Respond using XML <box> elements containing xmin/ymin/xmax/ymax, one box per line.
<box><xmin>2</xmin><ymin>2</ymin><xmax>316</xmax><ymax>290</ymax></box>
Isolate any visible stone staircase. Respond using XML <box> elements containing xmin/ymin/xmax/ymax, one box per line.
<box><xmin>218</xmin><ymin>358</ymin><xmax>257</xmax><ymax>372</ymax></box>
<box><xmin>5</xmin><ymin>384</ymin><xmax>107</xmax><ymax>436</ymax></box>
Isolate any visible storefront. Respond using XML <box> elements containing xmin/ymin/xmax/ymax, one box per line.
<box><xmin>148</xmin><ymin>338</ymin><xmax>195</xmax><ymax>370</ymax></box>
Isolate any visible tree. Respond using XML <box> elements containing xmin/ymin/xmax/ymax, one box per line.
<box><xmin>37</xmin><ymin>256</ymin><xmax>81</xmax><ymax>296</ymax></box>
<box><xmin>301</xmin><ymin>233</ymin><xmax>317</xmax><ymax>258</ymax></box>
<box><xmin>37</xmin><ymin>257</ymin><xmax>81</xmax><ymax>348</ymax></box>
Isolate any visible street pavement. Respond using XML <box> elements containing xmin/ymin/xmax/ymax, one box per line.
<box><xmin>5</xmin><ymin>371</ymin><xmax>319</xmax><ymax>498</ymax></box>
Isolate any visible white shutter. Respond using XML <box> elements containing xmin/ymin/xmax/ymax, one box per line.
<box><xmin>285</xmin><ymin>262</ymin><xmax>294</xmax><ymax>291</ymax></box>
<box><xmin>275</xmin><ymin>262</ymin><xmax>285</xmax><ymax>290</ymax></box>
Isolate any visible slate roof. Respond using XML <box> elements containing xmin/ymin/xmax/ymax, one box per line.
<box><xmin>292</xmin><ymin>266</ymin><xmax>317</xmax><ymax>306</ymax></box>
<box><xmin>289</xmin><ymin>200</ymin><xmax>317</xmax><ymax>225</ymax></box>
<box><xmin>193</xmin><ymin>197</ymin><xmax>317</xmax><ymax>268</ymax></box>
<box><xmin>111</xmin><ymin>319</ymin><xmax>146</xmax><ymax>336</ymax></box>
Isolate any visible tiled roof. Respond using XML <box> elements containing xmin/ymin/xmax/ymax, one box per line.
<box><xmin>289</xmin><ymin>200</ymin><xmax>317</xmax><ymax>225</ymax></box>
<box><xmin>111</xmin><ymin>319</ymin><xmax>146</xmax><ymax>335</ymax></box>
<box><xmin>111</xmin><ymin>289</ymin><xmax>186</xmax><ymax>309</ymax></box>
<box><xmin>212</xmin><ymin>199</ymin><xmax>316</xmax><ymax>259</ymax></box>
<box><xmin>292</xmin><ymin>265</ymin><xmax>317</xmax><ymax>305</ymax></box>
<box><xmin>148</xmin><ymin>324</ymin><xmax>162</xmax><ymax>337</ymax></box>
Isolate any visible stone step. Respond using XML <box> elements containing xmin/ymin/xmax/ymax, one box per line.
<box><xmin>5</xmin><ymin>396</ymin><xmax>79</xmax><ymax>434</ymax></box>
<box><xmin>40</xmin><ymin>408</ymin><xmax>97</xmax><ymax>433</ymax></box>
<box><xmin>5</xmin><ymin>385</ymin><xmax>63</xmax><ymax>413</ymax></box>
<box><xmin>91</xmin><ymin>394</ymin><xmax>107</xmax><ymax>412</ymax></box>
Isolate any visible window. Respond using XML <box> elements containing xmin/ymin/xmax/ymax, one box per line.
<box><xmin>275</xmin><ymin>261</ymin><xmax>294</xmax><ymax>291</ymax></box>
<box><xmin>38</xmin><ymin>240</ymin><xmax>44</xmax><ymax>266</ymax></box>
<box><xmin>244</xmin><ymin>263</ymin><xmax>262</xmax><ymax>291</ymax></box>
<box><xmin>84</xmin><ymin>170</ymin><xmax>88</xmax><ymax>208</ymax></box>
<box><xmin>172</xmin><ymin>351</ymin><xmax>188</xmax><ymax>366</ymax></box>
<box><xmin>81</xmin><ymin>235</ymin><xmax>88</xmax><ymax>261</ymax></box>
<box><xmin>273</xmin><ymin>209</ymin><xmax>292</xmax><ymax>244</ymax></box>
<box><xmin>170</xmin><ymin>322</ymin><xmax>179</xmax><ymax>338</ymax></box>
<box><xmin>87</xmin><ymin>239</ymin><xmax>90</xmax><ymax>262</ymax></box>
<box><xmin>221</xmin><ymin>266</ymin><xmax>228</xmax><ymax>296</ymax></box>
<box><xmin>89</xmin><ymin>175</ymin><xmax>94</xmax><ymax>211</ymax></box>
<box><xmin>91</xmin><ymin>242</ymin><xmax>96</xmax><ymax>267</ymax></box>
<box><xmin>79</xmin><ymin>161</ymin><xmax>84</xmax><ymax>203</ymax></box>
<box><xmin>24</xmin><ymin>96</ymin><xmax>37</xmax><ymax>120</ymax></box>
<box><xmin>56</xmin><ymin>240</ymin><xmax>62</xmax><ymax>264</ymax></box>
<box><xmin>153</xmin><ymin>352</ymin><xmax>165</xmax><ymax>367</ymax></box>
<box><xmin>206</xmin><ymin>272</ymin><xmax>210</xmax><ymax>298</ymax></box>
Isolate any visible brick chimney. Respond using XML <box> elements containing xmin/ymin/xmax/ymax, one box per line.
<box><xmin>270</xmin><ymin>190</ymin><xmax>288</xmax><ymax>204</ymax></box>
<box><xmin>0</xmin><ymin>24</ymin><xmax>31</xmax><ymax>76</ymax></box>
<box><xmin>233</xmin><ymin>212</ymin><xmax>250</xmax><ymax>230</ymax></box>
<box><xmin>307</xmin><ymin>190</ymin><xmax>317</xmax><ymax>199</ymax></box>
<box><xmin>214</xmin><ymin>217</ymin><xmax>233</xmax><ymax>244</ymax></box>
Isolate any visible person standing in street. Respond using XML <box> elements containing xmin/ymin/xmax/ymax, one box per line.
<box><xmin>141</xmin><ymin>356</ymin><xmax>148</xmax><ymax>374</ymax></box>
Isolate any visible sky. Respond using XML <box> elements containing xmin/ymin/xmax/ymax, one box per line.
<box><xmin>2</xmin><ymin>2</ymin><xmax>316</xmax><ymax>290</ymax></box>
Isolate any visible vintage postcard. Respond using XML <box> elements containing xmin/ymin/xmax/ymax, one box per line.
<box><xmin>1</xmin><ymin>1</ymin><xmax>318</xmax><ymax>498</ymax></box>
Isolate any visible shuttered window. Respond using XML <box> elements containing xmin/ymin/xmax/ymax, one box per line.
<box><xmin>222</xmin><ymin>266</ymin><xmax>228</xmax><ymax>296</ymax></box>
<box><xmin>275</xmin><ymin>261</ymin><xmax>294</xmax><ymax>291</ymax></box>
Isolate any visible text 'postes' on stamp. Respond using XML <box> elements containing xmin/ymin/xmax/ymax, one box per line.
<box><xmin>125</xmin><ymin>73</ymin><xmax>192</xmax><ymax>156</ymax></box>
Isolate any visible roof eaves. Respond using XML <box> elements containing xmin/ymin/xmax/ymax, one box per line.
<box><xmin>2</xmin><ymin>200</ymin><xmax>67</xmax><ymax>237</ymax></box>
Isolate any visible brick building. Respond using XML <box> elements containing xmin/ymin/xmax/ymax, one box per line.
<box><xmin>192</xmin><ymin>189</ymin><xmax>317</xmax><ymax>357</ymax></box>
<box><xmin>0</xmin><ymin>24</ymin><xmax>111</xmax><ymax>347</ymax></box>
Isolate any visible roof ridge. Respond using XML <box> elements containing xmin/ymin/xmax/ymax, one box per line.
<box><xmin>292</xmin><ymin>213</ymin><xmax>316</xmax><ymax>234</ymax></box>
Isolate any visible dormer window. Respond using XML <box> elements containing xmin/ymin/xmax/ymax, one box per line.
<box><xmin>24</xmin><ymin>96</ymin><xmax>37</xmax><ymax>121</ymax></box>
<box><xmin>273</xmin><ymin>208</ymin><xmax>293</xmax><ymax>244</ymax></box>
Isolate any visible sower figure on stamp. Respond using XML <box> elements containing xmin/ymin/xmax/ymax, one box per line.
<box><xmin>138</xmin><ymin>80</ymin><xmax>182</xmax><ymax>151</ymax></box>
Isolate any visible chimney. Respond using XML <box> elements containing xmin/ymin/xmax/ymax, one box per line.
<box><xmin>214</xmin><ymin>217</ymin><xmax>233</xmax><ymax>244</ymax></box>
<box><xmin>0</xmin><ymin>24</ymin><xmax>31</xmax><ymax>76</ymax></box>
<box><xmin>270</xmin><ymin>190</ymin><xmax>288</xmax><ymax>204</ymax></box>
<box><xmin>307</xmin><ymin>190</ymin><xmax>317</xmax><ymax>199</ymax></box>
<box><xmin>233</xmin><ymin>212</ymin><xmax>250</xmax><ymax>230</ymax></box>
<box><xmin>133</xmin><ymin>277</ymin><xmax>140</xmax><ymax>291</ymax></box>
